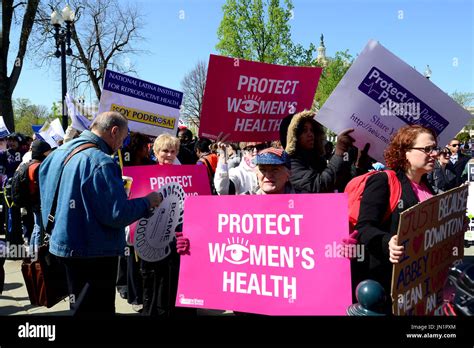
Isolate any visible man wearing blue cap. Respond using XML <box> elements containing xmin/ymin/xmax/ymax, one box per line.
<box><xmin>246</xmin><ymin>147</ymin><xmax>294</xmax><ymax>195</ymax></box>
<box><xmin>175</xmin><ymin>148</ymin><xmax>296</xmax><ymax>318</ymax></box>
<box><xmin>177</xmin><ymin>147</ymin><xmax>294</xmax><ymax>254</ymax></box>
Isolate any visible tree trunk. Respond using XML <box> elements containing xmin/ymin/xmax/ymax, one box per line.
<box><xmin>0</xmin><ymin>59</ymin><xmax>14</xmax><ymax>131</ymax></box>
<box><xmin>0</xmin><ymin>0</ymin><xmax>39</xmax><ymax>133</ymax></box>
<box><xmin>0</xmin><ymin>92</ymin><xmax>14</xmax><ymax>132</ymax></box>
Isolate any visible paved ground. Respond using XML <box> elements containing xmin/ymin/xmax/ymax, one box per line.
<box><xmin>465</xmin><ymin>245</ymin><xmax>474</xmax><ymax>256</ymax></box>
<box><xmin>0</xmin><ymin>259</ymin><xmax>137</xmax><ymax>316</ymax></box>
<box><xmin>2</xmin><ymin>246</ymin><xmax>473</xmax><ymax>316</ymax></box>
<box><xmin>0</xmin><ymin>258</ymin><xmax>233</xmax><ymax>316</ymax></box>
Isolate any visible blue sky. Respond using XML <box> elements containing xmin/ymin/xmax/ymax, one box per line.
<box><xmin>13</xmin><ymin>0</ymin><xmax>474</xmax><ymax>109</ymax></box>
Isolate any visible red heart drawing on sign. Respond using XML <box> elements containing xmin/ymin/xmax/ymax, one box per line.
<box><xmin>412</xmin><ymin>233</ymin><xmax>424</xmax><ymax>254</ymax></box>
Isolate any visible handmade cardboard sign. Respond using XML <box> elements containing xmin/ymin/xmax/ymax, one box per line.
<box><xmin>391</xmin><ymin>185</ymin><xmax>468</xmax><ymax>315</ymax></box>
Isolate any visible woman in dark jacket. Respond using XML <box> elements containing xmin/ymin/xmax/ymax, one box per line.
<box><xmin>427</xmin><ymin>147</ymin><xmax>457</xmax><ymax>194</ymax></box>
<box><xmin>354</xmin><ymin>125</ymin><xmax>438</xmax><ymax>312</ymax></box>
<box><xmin>284</xmin><ymin>110</ymin><xmax>354</xmax><ymax>193</ymax></box>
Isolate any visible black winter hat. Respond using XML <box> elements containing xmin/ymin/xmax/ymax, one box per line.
<box><xmin>6</xmin><ymin>132</ymin><xmax>24</xmax><ymax>143</ymax></box>
<box><xmin>31</xmin><ymin>140</ymin><xmax>52</xmax><ymax>161</ymax></box>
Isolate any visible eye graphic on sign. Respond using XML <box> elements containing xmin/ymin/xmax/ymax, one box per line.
<box><xmin>240</xmin><ymin>99</ymin><xmax>259</xmax><ymax>114</ymax></box>
<box><xmin>239</xmin><ymin>95</ymin><xmax>261</xmax><ymax>114</ymax></box>
<box><xmin>223</xmin><ymin>237</ymin><xmax>250</xmax><ymax>265</ymax></box>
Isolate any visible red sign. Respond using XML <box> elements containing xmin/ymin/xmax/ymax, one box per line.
<box><xmin>199</xmin><ymin>55</ymin><xmax>322</xmax><ymax>141</ymax></box>
<box><xmin>122</xmin><ymin>165</ymin><xmax>211</xmax><ymax>242</ymax></box>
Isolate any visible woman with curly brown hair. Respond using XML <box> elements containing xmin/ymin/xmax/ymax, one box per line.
<box><xmin>354</xmin><ymin>125</ymin><xmax>439</xmax><ymax>312</ymax></box>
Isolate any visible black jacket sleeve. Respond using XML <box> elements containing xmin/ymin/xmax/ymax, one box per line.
<box><xmin>355</xmin><ymin>172</ymin><xmax>393</xmax><ymax>260</ymax></box>
<box><xmin>290</xmin><ymin>154</ymin><xmax>345</xmax><ymax>193</ymax></box>
<box><xmin>427</xmin><ymin>167</ymin><xmax>446</xmax><ymax>193</ymax></box>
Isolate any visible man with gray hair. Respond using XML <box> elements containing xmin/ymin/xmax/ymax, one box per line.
<box><xmin>39</xmin><ymin>111</ymin><xmax>162</xmax><ymax>315</ymax></box>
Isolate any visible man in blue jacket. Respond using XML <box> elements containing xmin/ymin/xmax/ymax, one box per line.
<box><xmin>39</xmin><ymin>111</ymin><xmax>162</xmax><ymax>315</ymax></box>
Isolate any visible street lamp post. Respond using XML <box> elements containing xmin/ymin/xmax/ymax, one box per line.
<box><xmin>51</xmin><ymin>4</ymin><xmax>75</xmax><ymax>131</ymax></box>
<box><xmin>423</xmin><ymin>65</ymin><xmax>432</xmax><ymax>79</ymax></box>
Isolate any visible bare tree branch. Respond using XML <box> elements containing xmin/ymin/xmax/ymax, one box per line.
<box><xmin>180</xmin><ymin>61</ymin><xmax>208</xmax><ymax>128</ymax></box>
<box><xmin>12</xmin><ymin>1</ymin><xmax>27</xmax><ymax>11</ymax></box>
<box><xmin>31</xmin><ymin>0</ymin><xmax>146</xmax><ymax>102</ymax></box>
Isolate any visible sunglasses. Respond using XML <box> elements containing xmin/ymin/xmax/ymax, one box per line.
<box><xmin>450</xmin><ymin>144</ymin><xmax>460</xmax><ymax>147</ymax></box>
<box><xmin>244</xmin><ymin>144</ymin><xmax>267</xmax><ymax>152</ymax></box>
<box><xmin>439</xmin><ymin>149</ymin><xmax>451</xmax><ymax>156</ymax></box>
<box><xmin>410</xmin><ymin>145</ymin><xmax>441</xmax><ymax>155</ymax></box>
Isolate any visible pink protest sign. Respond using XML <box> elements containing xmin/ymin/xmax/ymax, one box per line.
<box><xmin>176</xmin><ymin>194</ymin><xmax>352</xmax><ymax>315</ymax></box>
<box><xmin>199</xmin><ymin>54</ymin><xmax>322</xmax><ymax>142</ymax></box>
<box><xmin>122</xmin><ymin>165</ymin><xmax>211</xmax><ymax>242</ymax></box>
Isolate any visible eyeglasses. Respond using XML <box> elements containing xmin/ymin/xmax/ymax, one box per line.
<box><xmin>450</xmin><ymin>144</ymin><xmax>460</xmax><ymax>147</ymax></box>
<box><xmin>410</xmin><ymin>145</ymin><xmax>441</xmax><ymax>154</ymax></box>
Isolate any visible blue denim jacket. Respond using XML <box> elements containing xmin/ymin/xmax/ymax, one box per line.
<box><xmin>39</xmin><ymin>130</ymin><xmax>150</xmax><ymax>257</ymax></box>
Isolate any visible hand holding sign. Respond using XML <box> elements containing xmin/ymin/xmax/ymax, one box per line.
<box><xmin>146</xmin><ymin>191</ymin><xmax>163</xmax><ymax>208</ymax></box>
<box><xmin>355</xmin><ymin>143</ymin><xmax>372</xmax><ymax>172</ymax></box>
<box><xmin>340</xmin><ymin>230</ymin><xmax>359</xmax><ymax>259</ymax></box>
<box><xmin>389</xmin><ymin>235</ymin><xmax>404</xmax><ymax>263</ymax></box>
<box><xmin>216</xmin><ymin>131</ymin><xmax>231</xmax><ymax>144</ymax></box>
<box><xmin>335</xmin><ymin>128</ymin><xmax>355</xmax><ymax>155</ymax></box>
<box><xmin>176</xmin><ymin>232</ymin><xmax>190</xmax><ymax>256</ymax></box>
<box><xmin>216</xmin><ymin>132</ymin><xmax>232</xmax><ymax>158</ymax></box>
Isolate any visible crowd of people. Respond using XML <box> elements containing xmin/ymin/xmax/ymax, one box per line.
<box><xmin>0</xmin><ymin>109</ymin><xmax>471</xmax><ymax>316</ymax></box>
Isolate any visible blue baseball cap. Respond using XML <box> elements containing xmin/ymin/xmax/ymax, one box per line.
<box><xmin>254</xmin><ymin>148</ymin><xmax>291</xmax><ymax>168</ymax></box>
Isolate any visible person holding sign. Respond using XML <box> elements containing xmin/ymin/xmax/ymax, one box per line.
<box><xmin>245</xmin><ymin>147</ymin><xmax>294</xmax><ymax>195</ymax></box>
<box><xmin>285</xmin><ymin>110</ymin><xmax>354</xmax><ymax>193</ymax></box>
<box><xmin>355</xmin><ymin>125</ymin><xmax>438</xmax><ymax>312</ymax></box>
<box><xmin>39</xmin><ymin>112</ymin><xmax>163</xmax><ymax>316</ymax></box>
<box><xmin>140</xmin><ymin>133</ymin><xmax>195</xmax><ymax>317</ymax></box>
<box><xmin>177</xmin><ymin>147</ymin><xmax>294</xmax><ymax>316</ymax></box>
<box><xmin>214</xmin><ymin>140</ymin><xmax>267</xmax><ymax>195</ymax></box>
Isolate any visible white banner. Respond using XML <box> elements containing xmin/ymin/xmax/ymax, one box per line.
<box><xmin>98</xmin><ymin>70</ymin><xmax>183</xmax><ymax>137</ymax></box>
<box><xmin>65</xmin><ymin>93</ymin><xmax>92</xmax><ymax>131</ymax></box>
<box><xmin>38</xmin><ymin>118</ymin><xmax>65</xmax><ymax>148</ymax></box>
<box><xmin>316</xmin><ymin>40</ymin><xmax>472</xmax><ymax>163</ymax></box>
<box><xmin>134</xmin><ymin>182</ymin><xmax>185</xmax><ymax>262</ymax></box>
<box><xmin>0</xmin><ymin>116</ymin><xmax>10</xmax><ymax>138</ymax></box>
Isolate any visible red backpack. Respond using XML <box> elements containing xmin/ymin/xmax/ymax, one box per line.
<box><xmin>344</xmin><ymin>170</ymin><xmax>402</xmax><ymax>232</ymax></box>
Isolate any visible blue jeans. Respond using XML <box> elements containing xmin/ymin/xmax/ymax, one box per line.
<box><xmin>29</xmin><ymin>210</ymin><xmax>43</xmax><ymax>256</ymax></box>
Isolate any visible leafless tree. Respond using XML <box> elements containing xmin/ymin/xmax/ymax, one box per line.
<box><xmin>0</xmin><ymin>0</ymin><xmax>40</xmax><ymax>132</ymax></box>
<box><xmin>180</xmin><ymin>61</ymin><xmax>208</xmax><ymax>128</ymax></box>
<box><xmin>33</xmin><ymin>0</ymin><xmax>146</xmax><ymax>101</ymax></box>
